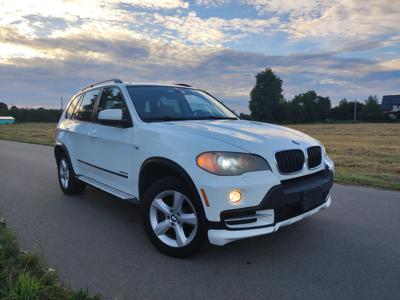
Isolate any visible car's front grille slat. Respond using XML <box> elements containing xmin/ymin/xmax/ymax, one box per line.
<box><xmin>275</xmin><ymin>149</ymin><xmax>305</xmax><ymax>174</ymax></box>
<box><xmin>307</xmin><ymin>146</ymin><xmax>322</xmax><ymax>169</ymax></box>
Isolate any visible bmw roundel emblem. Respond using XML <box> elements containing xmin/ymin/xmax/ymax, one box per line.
<box><xmin>292</xmin><ymin>140</ymin><xmax>300</xmax><ymax>145</ymax></box>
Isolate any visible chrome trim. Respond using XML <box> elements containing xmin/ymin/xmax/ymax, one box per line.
<box><xmin>81</xmin><ymin>79</ymin><xmax>123</xmax><ymax>91</ymax></box>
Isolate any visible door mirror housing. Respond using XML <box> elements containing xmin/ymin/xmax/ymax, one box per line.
<box><xmin>98</xmin><ymin>108</ymin><xmax>122</xmax><ymax>121</ymax></box>
<box><xmin>97</xmin><ymin>109</ymin><xmax>132</xmax><ymax>127</ymax></box>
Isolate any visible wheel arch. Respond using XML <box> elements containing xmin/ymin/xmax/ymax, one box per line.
<box><xmin>54</xmin><ymin>142</ymin><xmax>75</xmax><ymax>174</ymax></box>
<box><xmin>139</xmin><ymin>157</ymin><xmax>200</xmax><ymax>204</ymax></box>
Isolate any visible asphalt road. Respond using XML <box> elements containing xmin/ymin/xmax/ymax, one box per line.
<box><xmin>0</xmin><ymin>140</ymin><xmax>399</xmax><ymax>300</ymax></box>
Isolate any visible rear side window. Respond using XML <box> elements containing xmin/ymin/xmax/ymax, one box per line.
<box><xmin>73</xmin><ymin>89</ymin><xmax>100</xmax><ymax>122</ymax></box>
<box><xmin>65</xmin><ymin>94</ymin><xmax>82</xmax><ymax>119</ymax></box>
<box><xmin>97</xmin><ymin>87</ymin><xmax>130</xmax><ymax>120</ymax></box>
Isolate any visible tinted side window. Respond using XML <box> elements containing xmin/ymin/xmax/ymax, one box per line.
<box><xmin>65</xmin><ymin>94</ymin><xmax>82</xmax><ymax>119</ymax></box>
<box><xmin>97</xmin><ymin>87</ymin><xmax>130</xmax><ymax>120</ymax></box>
<box><xmin>73</xmin><ymin>89</ymin><xmax>100</xmax><ymax>121</ymax></box>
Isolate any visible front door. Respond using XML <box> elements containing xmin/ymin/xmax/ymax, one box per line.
<box><xmin>85</xmin><ymin>86</ymin><xmax>135</xmax><ymax>194</ymax></box>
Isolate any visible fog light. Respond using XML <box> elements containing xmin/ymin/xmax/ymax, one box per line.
<box><xmin>229</xmin><ymin>190</ymin><xmax>242</xmax><ymax>204</ymax></box>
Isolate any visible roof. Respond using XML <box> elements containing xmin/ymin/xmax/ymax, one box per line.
<box><xmin>381</xmin><ymin>95</ymin><xmax>400</xmax><ymax>110</ymax></box>
<box><xmin>124</xmin><ymin>82</ymin><xmax>192</xmax><ymax>87</ymax></box>
<box><xmin>81</xmin><ymin>79</ymin><xmax>194</xmax><ymax>92</ymax></box>
<box><xmin>0</xmin><ymin>116</ymin><xmax>15</xmax><ymax>120</ymax></box>
<box><xmin>74</xmin><ymin>80</ymin><xmax>197</xmax><ymax>100</ymax></box>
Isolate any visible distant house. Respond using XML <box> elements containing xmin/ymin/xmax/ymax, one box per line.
<box><xmin>381</xmin><ymin>95</ymin><xmax>400</xmax><ymax>119</ymax></box>
<box><xmin>0</xmin><ymin>116</ymin><xmax>15</xmax><ymax>125</ymax></box>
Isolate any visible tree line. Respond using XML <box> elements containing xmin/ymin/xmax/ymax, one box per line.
<box><xmin>0</xmin><ymin>69</ymin><xmax>391</xmax><ymax>123</ymax></box>
<box><xmin>241</xmin><ymin>68</ymin><xmax>387</xmax><ymax>123</ymax></box>
<box><xmin>0</xmin><ymin>103</ymin><xmax>62</xmax><ymax>123</ymax></box>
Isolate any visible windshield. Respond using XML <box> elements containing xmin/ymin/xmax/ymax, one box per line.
<box><xmin>126</xmin><ymin>86</ymin><xmax>238</xmax><ymax>122</ymax></box>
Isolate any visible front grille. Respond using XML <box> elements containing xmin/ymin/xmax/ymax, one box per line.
<box><xmin>307</xmin><ymin>146</ymin><xmax>322</xmax><ymax>169</ymax></box>
<box><xmin>275</xmin><ymin>149</ymin><xmax>305</xmax><ymax>174</ymax></box>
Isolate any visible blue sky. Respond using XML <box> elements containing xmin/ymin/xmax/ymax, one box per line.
<box><xmin>0</xmin><ymin>0</ymin><xmax>399</xmax><ymax>112</ymax></box>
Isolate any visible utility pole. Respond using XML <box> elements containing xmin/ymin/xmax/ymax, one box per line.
<box><xmin>61</xmin><ymin>97</ymin><xmax>63</xmax><ymax>111</ymax></box>
<box><xmin>353</xmin><ymin>100</ymin><xmax>357</xmax><ymax>122</ymax></box>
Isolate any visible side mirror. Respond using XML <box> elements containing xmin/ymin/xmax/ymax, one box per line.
<box><xmin>98</xmin><ymin>109</ymin><xmax>122</xmax><ymax>121</ymax></box>
<box><xmin>98</xmin><ymin>109</ymin><xmax>132</xmax><ymax>127</ymax></box>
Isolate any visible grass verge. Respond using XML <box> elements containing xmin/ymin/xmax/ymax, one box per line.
<box><xmin>0</xmin><ymin>123</ymin><xmax>56</xmax><ymax>146</ymax></box>
<box><xmin>0</xmin><ymin>216</ymin><xmax>100</xmax><ymax>300</ymax></box>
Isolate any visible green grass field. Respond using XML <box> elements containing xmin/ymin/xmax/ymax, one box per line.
<box><xmin>0</xmin><ymin>122</ymin><xmax>399</xmax><ymax>190</ymax></box>
<box><xmin>0</xmin><ymin>123</ymin><xmax>56</xmax><ymax>146</ymax></box>
<box><xmin>290</xmin><ymin>123</ymin><xmax>400</xmax><ymax>190</ymax></box>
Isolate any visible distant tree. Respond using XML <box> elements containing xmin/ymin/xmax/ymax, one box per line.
<box><xmin>249</xmin><ymin>68</ymin><xmax>284</xmax><ymax>123</ymax></box>
<box><xmin>290</xmin><ymin>91</ymin><xmax>331</xmax><ymax>122</ymax></box>
<box><xmin>0</xmin><ymin>102</ymin><xmax>8</xmax><ymax>111</ymax></box>
<box><xmin>0</xmin><ymin>105</ymin><xmax>62</xmax><ymax>123</ymax></box>
<box><xmin>330</xmin><ymin>99</ymin><xmax>364</xmax><ymax>121</ymax></box>
<box><xmin>360</xmin><ymin>95</ymin><xmax>384</xmax><ymax>122</ymax></box>
<box><xmin>239</xmin><ymin>113</ymin><xmax>251</xmax><ymax>120</ymax></box>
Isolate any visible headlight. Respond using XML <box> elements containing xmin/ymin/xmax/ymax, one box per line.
<box><xmin>196</xmin><ymin>152</ymin><xmax>271</xmax><ymax>175</ymax></box>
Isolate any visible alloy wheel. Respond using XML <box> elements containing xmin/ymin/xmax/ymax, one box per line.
<box><xmin>149</xmin><ymin>190</ymin><xmax>198</xmax><ymax>248</ymax></box>
<box><xmin>59</xmin><ymin>158</ymin><xmax>69</xmax><ymax>189</ymax></box>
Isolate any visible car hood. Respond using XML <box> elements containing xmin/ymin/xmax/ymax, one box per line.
<box><xmin>150</xmin><ymin>119</ymin><xmax>319</xmax><ymax>157</ymax></box>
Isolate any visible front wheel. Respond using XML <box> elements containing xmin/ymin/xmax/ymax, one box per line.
<box><xmin>142</xmin><ymin>177</ymin><xmax>206</xmax><ymax>258</ymax></box>
<box><xmin>57</xmin><ymin>154</ymin><xmax>86</xmax><ymax>195</ymax></box>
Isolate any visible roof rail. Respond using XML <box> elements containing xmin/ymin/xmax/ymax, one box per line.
<box><xmin>175</xmin><ymin>83</ymin><xmax>192</xmax><ymax>87</ymax></box>
<box><xmin>81</xmin><ymin>79</ymin><xmax>123</xmax><ymax>91</ymax></box>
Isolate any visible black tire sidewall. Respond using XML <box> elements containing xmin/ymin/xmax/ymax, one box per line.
<box><xmin>56</xmin><ymin>154</ymin><xmax>85</xmax><ymax>195</ymax></box>
<box><xmin>142</xmin><ymin>177</ymin><xmax>206</xmax><ymax>258</ymax></box>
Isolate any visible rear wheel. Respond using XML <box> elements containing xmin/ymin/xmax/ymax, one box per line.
<box><xmin>142</xmin><ymin>177</ymin><xmax>206</xmax><ymax>258</ymax></box>
<box><xmin>57</xmin><ymin>154</ymin><xmax>86</xmax><ymax>195</ymax></box>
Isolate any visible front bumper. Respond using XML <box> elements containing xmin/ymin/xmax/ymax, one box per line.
<box><xmin>207</xmin><ymin>169</ymin><xmax>334</xmax><ymax>245</ymax></box>
<box><xmin>208</xmin><ymin>195</ymin><xmax>331</xmax><ymax>245</ymax></box>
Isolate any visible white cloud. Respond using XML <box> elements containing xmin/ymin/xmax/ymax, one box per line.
<box><xmin>121</xmin><ymin>0</ymin><xmax>189</xmax><ymax>9</ymax></box>
<box><xmin>0</xmin><ymin>0</ymin><xmax>399</xmax><ymax>111</ymax></box>
<box><xmin>245</xmin><ymin>0</ymin><xmax>400</xmax><ymax>50</ymax></box>
<box><xmin>152</xmin><ymin>12</ymin><xmax>277</xmax><ymax>46</ymax></box>
<box><xmin>195</xmin><ymin>0</ymin><xmax>229</xmax><ymax>7</ymax></box>
<box><xmin>244</xmin><ymin>0</ymin><xmax>335</xmax><ymax>19</ymax></box>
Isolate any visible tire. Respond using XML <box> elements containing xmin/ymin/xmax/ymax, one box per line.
<box><xmin>142</xmin><ymin>177</ymin><xmax>206</xmax><ymax>258</ymax></box>
<box><xmin>56</xmin><ymin>153</ymin><xmax>86</xmax><ymax>195</ymax></box>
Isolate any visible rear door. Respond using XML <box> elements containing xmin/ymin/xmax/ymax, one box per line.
<box><xmin>57</xmin><ymin>93</ymin><xmax>83</xmax><ymax>171</ymax></box>
<box><xmin>86</xmin><ymin>86</ymin><xmax>135</xmax><ymax>193</ymax></box>
<box><xmin>72</xmin><ymin>88</ymin><xmax>101</xmax><ymax>177</ymax></box>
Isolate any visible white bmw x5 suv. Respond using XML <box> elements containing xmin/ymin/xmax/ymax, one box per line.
<box><xmin>55</xmin><ymin>79</ymin><xmax>334</xmax><ymax>257</ymax></box>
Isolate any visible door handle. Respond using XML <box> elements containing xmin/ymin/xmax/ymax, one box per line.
<box><xmin>89</xmin><ymin>130</ymin><xmax>97</xmax><ymax>138</ymax></box>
